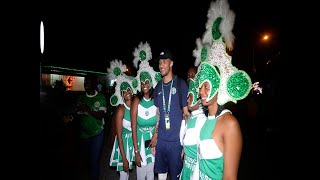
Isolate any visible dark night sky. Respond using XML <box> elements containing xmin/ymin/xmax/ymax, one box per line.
<box><xmin>38</xmin><ymin>0</ymin><xmax>280</xmax><ymax>80</ymax></box>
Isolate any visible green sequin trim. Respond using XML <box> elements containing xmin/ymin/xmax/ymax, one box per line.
<box><xmin>188</xmin><ymin>79</ymin><xmax>198</xmax><ymax>106</ymax></box>
<box><xmin>110</xmin><ymin>95</ymin><xmax>118</xmax><ymax>106</ymax></box>
<box><xmin>120</xmin><ymin>82</ymin><xmax>132</xmax><ymax>97</ymax></box>
<box><xmin>155</xmin><ymin>72</ymin><xmax>162</xmax><ymax>82</ymax></box>
<box><xmin>201</xmin><ymin>47</ymin><xmax>208</xmax><ymax>62</ymax></box>
<box><xmin>194</xmin><ymin>73</ymin><xmax>200</xmax><ymax>91</ymax></box>
<box><xmin>197</xmin><ymin>63</ymin><xmax>220</xmax><ymax>100</ymax></box>
<box><xmin>139</xmin><ymin>50</ymin><xmax>147</xmax><ymax>61</ymax></box>
<box><xmin>132</xmin><ymin>78</ymin><xmax>138</xmax><ymax>89</ymax></box>
<box><xmin>113</xmin><ymin>67</ymin><xmax>121</xmax><ymax>76</ymax></box>
<box><xmin>227</xmin><ymin>71</ymin><xmax>251</xmax><ymax>100</ymax></box>
<box><xmin>140</xmin><ymin>72</ymin><xmax>152</xmax><ymax>86</ymax></box>
<box><xmin>212</xmin><ymin>17</ymin><xmax>222</xmax><ymax>40</ymax></box>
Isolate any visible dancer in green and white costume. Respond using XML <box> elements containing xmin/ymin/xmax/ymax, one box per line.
<box><xmin>196</xmin><ymin>110</ymin><xmax>231</xmax><ymax>180</ymax></box>
<box><xmin>135</xmin><ymin>97</ymin><xmax>157</xmax><ymax>159</ymax></box>
<box><xmin>180</xmin><ymin>76</ymin><xmax>207</xmax><ymax>180</ymax></box>
<box><xmin>193</xmin><ymin>0</ymin><xmax>253</xmax><ymax>179</ymax></box>
<box><xmin>108</xmin><ymin>59</ymin><xmax>137</xmax><ymax>180</ymax></box>
<box><xmin>130</xmin><ymin>42</ymin><xmax>162</xmax><ymax>180</ymax></box>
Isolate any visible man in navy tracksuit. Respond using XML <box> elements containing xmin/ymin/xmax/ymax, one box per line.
<box><xmin>151</xmin><ymin>49</ymin><xmax>190</xmax><ymax>180</ymax></box>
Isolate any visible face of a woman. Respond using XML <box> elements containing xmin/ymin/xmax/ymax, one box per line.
<box><xmin>187</xmin><ymin>93</ymin><xmax>199</xmax><ymax>111</ymax></box>
<box><xmin>122</xmin><ymin>89</ymin><xmax>132</xmax><ymax>101</ymax></box>
<box><xmin>141</xmin><ymin>80</ymin><xmax>151</xmax><ymax>94</ymax></box>
<box><xmin>199</xmin><ymin>82</ymin><xmax>214</xmax><ymax>106</ymax></box>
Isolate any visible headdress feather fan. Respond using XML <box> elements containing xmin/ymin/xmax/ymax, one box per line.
<box><xmin>132</xmin><ymin>42</ymin><xmax>161</xmax><ymax>91</ymax></box>
<box><xmin>132</xmin><ymin>41</ymin><xmax>152</xmax><ymax>68</ymax></box>
<box><xmin>193</xmin><ymin>38</ymin><xmax>211</xmax><ymax>67</ymax></box>
<box><xmin>107</xmin><ymin>59</ymin><xmax>136</xmax><ymax>106</ymax></box>
<box><xmin>202</xmin><ymin>0</ymin><xmax>235</xmax><ymax>51</ymax></box>
<box><xmin>196</xmin><ymin>0</ymin><xmax>252</xmax><ymax>105</ymax></box>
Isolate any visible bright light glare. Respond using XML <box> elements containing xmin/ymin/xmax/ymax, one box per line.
<box><xmin>40</xmin><ymin>21</ymin><xmax>44</xmax><ymax>54</ymax></box>
<box><xmin>263</xmin><ymin>35</ymin><xmax>269</xmax><ymax>40</ymax></box>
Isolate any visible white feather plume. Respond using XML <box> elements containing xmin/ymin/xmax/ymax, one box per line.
<box><xmin>132</xmin><ymin>41</ymin><xmax>152</xmax><ymax>68</ymax></box>
<box><xmin>107</xmin><ymin>59</ymin><xmax>136</xmax><ymax>106</ymax></box>
<box><xmin>193</xmin><ymin>38</ymin><xmax>203</xmax><ymax>67</ymax></box>
<box><xmin>107</xmin><ymin>59</ymin><xmax>127</xmax><ymax>80</ymax></box>
<box><xmin>193</xmin><ymin>38</ymin><xmax>211</xmax><ymax>67</ymax></box>
<box><xmin>132</xmin><ymin>41</ymin><xmax>160</xmax><ymax>92</ymax></box>
<box><xmin>202</xmin><ymin>0</ymin><xmax>235</xmax><ymax>50</ymax></box>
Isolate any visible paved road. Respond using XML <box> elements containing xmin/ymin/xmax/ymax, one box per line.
<box><xmin>45</xmin><ymin>122</ymin><xmax>275</xmax><ymax>180</ymax></box>
<box><xmin>100</xmin><ymin>146</ymin><xmax>138</xmax><ymax>180</ymax></box>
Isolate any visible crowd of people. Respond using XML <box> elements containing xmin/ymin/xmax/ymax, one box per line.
<box><xmin>44</xmin><ymin>0</ymin><xmax>268</xmax><ymax>179</ymax></box>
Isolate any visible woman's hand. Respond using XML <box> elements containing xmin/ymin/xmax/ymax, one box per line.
<box><xmin>135</xmin><ymin>151</ymin><xmax>142</xmax><ymax>167</ymax></box>
<box><xmin>181</xmin><ymin>149</ymin><xmax>185</xmax><ymax>160</ymax></box>
<box><xmin>150</xmin><ymin>133</ymin><xmax>157</xmax><ymax>148</ymax></box>
<box><xmin>152</xmin><ymin>147</ymin><xmax>156</xmax><ymax>156</ymax></box>
<box><xmin>123</xmin><ymin>158</ymin><xmax>129</xmax><ymax>172</ymax></box>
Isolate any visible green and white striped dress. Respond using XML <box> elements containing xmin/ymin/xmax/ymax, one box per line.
<box><xmin>196</xmin><ymin>110</ymin><xmax>231</xmax><ymax>180</ymax></box>
<box><xmin>180</xmin><ymin>108</ymin><xmax>207</xmax><ymax>180</ymax></box>
<box><xmin>109</xmin><ymin>104</ymin><xmax>135</xmax><ymax>171</ymax></box>
<box><xmin>135</xmin><ymin>97</ymin><xmax>157</xmax><ymax>166</ymax></box>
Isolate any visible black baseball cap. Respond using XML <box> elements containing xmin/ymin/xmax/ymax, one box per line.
<box><xmin>156</xmin><ymin>49</ymin><xmax>174</xmax><ymax>61</ymax></box>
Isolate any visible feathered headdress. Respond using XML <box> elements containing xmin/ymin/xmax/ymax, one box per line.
<box><xmin>187</xmin><ymin>77</ymin><xmax>200</xmax><ymax>107</ymax></box>
<box><xmin>190</xmin><ymin>38</ymin><xmax>210</xmax><ymax>107</ymax></box>
<box><xmin>132</xmin><ymin>41</ymin><xmax>162</xmax><ymax>92</ymax></box>
<box><xmin>196</xmin><ymin>0</ymin><xmax>252</xmax><ymax>105</ymax></box>
<box><xmin>107</xmin><ymin>59</ymin><xmax>136</xmax><ymax>106</ymax></box>
<box><xmin>202</xmin><ymin>0</ymin><xmax>235</xmax><ymax>51</ymax></box>
<box><xmin>193</xmin><ymin>38</ymin><xmax>212</xmax><ymax>67</ymax></box>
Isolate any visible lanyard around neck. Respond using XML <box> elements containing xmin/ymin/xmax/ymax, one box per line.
<box><xmin>162</xmin><ymin>79</ymin><xmax>174</xmax><ymax>114</ymax></box>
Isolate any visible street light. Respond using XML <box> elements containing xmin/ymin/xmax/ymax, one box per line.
<box><xmin>252</xmin><ymin>33</ymin><xmax>270</xmax><ymax>73</ymax></box>
<box><xmin>40</xmin><ymin>20</ymin><xmax>44</xmax><ymax>90</ymax></box>
<box><xmin>262</xmin><ymin>35</ymin><xmax>269</xmax><ymax>41</ymax></box>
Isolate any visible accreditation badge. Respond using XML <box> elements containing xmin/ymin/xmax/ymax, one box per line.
<box><xmin>165</xmin><ymin>113</ymin><xmax>170</xmax><ymax>130</ymax></box>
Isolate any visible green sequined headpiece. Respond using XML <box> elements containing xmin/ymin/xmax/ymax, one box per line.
<box><xmin>196</xmin><ymin>62</ymin><xmax>221</xmax><ymax>102</ymax></box>
<box><xmin>196</xmin><ymin>0</ymin><xmax>252</xmax><ymax>105</ymax></box>
<box><xmin>190</xmin><ymin>36</ymin><xmax>212</xmax><ymax>106</ymax></box>
<box><xmin>107</xmin><ymin>59</ymin><xmax>136</xmax><ymax>106</ymax></box>
<box><xmin>132</xmin><ymin>42</ymin><xmax>161</xmax><ymax>92</ymax></box>
<box><xmin>188</xmin><ymin>77</ymin><xmax>200</xmax><ymax>107</ymax></box>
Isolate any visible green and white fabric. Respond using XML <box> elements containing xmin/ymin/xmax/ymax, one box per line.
<box><xmin>135</xmin><ymin>97</ymin><xmax>157</xmax><ymax>166</ymax></box>
<box><xmin>109</xmin><ymin>104</ymin><xmax>134</xmax><ymax>171</ymax></box>
<box><xmin>196</xmin><ymin>0</ymin><xmax>252</xmax><ymax>106</ymax></box>
<box><xmin>77</xmin><ymin>90</ymin><xmax>106</xmax><ymax>139</ymax></box>
<box><xmin>180</xmin><ymin>108</ymin><xmax>207</xmax><ymax>180</ymax></box>
<box><xmin>192</xmin><ymin>110</ymin><xmax>230</xmax><ymax>180</ymax></box>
